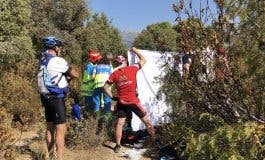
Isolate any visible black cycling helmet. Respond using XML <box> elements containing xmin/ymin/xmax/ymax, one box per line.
<box><xmin>43</xmin><ymin>36</ymin><xmax>64</xmax><ymax>48</ymax></box>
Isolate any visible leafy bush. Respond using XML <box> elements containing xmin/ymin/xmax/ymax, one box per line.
<box><xmin>161</xmin><ymin>114</ymin><xmax>265</xmax><ymax>159</ymax></box>
<box><xmin>66</xmin><ymin>113</ymin><xmax>115</xmax><ymax>149</ymax></box>
<box><xmin>0</xmin><ymin>60</ymin><xmax>43</xmax><ymax>126</ymax></box>
<box><xmin>0</xmin><ymin>0</ymin><xmax>34</xmax><ymax>65</ymax></box>
<box><xmin>158</xmin><ymin>1</ymin><xmax>265</xmax><ymax>159</ymax></box>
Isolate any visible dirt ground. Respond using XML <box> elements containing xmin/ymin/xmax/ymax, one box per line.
<box><xmin>7</xmin><ymin>124</ymin><xmax>158</xmax><ymax>160</ymax></box>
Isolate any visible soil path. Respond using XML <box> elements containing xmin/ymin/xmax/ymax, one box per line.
<box><xmin>11</xmin><ymin>124</ymin><xmax>156</xmax><ymax>160</ymax></box>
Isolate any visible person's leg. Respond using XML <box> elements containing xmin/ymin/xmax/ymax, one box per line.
<box><xmin>141</xmin><ymin>115</ymin><xmax>156</xmax><ymax>138</ymax></box>
<box><xmin>103</xmin><ymin>89</ymin><xmax>112</xmax><ymax>121</ymax></box>
<box><xmin>55</xmin><ymin>123</ymin><xmax>67</xmax><ymax>160</ymax></box>
<box><xmin>51</xmin><ymin>98</ymin><xmax>67</xmax><ymax>160</ymax></box>
<box><xmin>114</xmin><ymin>117</ymin><xmax>125</xmax><ymax>153</ymax></box>
<box><xmin>42</xmin><ymin>95</ymin><xmax>56</xmax><ymax>159</ymax></box>
<box><xmin>115</xmin><ymin>117</ymin><xmax>126</xmax><ymax>145</ymax></box>
<box><xmin>46</xmin><ymin>122</ymin><xmax>56</xmax><ymax>158</ymax></box>
<box><xmin>129</xmin><ymin>103</ymin><xmax>156</xmax><ymax>138</ymax></box>
<box><xmin>93</xmin><ymin>88</ymin><xmax>101</xmax><ymax>118</ymax></box>
<box><xmin>85</xmin><ymin>96</ymin><xmax>94</xmax><ymax>112</ymax></box>
<box><xmin>114</xmin><ymin>103</ymin><xmax>128</xmax><ymax>153</ymax></box>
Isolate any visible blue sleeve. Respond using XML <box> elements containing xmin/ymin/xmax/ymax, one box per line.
<box><xmin>86</xmin><ymin>64</ymin><xmax>94</xmax><ymax>74</ymax></box>
<box><xmin>109</xmin><ymin>65</ymin><xmax>112</xmax><ymax>74</ymax></box>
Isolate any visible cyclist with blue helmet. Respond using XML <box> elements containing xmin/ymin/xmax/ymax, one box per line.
<box><xmin>38</xmin><ymin>36</ymin><xmax>79</xmax><ymax>160</ymax></box>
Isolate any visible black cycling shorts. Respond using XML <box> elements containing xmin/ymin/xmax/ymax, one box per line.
<box><xmin>40</xmin><ymin>95</ymin><xmax>66</xmax><ymax>124</ymax></box>
<box><xmin>116</xmin><ymin>102</ymin><xmax>146</xmax><ymax>119</ymax></box>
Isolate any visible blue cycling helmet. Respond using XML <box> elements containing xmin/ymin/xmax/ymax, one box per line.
<box><xmin>43</xmin><ymin>36</ymin><xmax>64</xmax><ymax>48</ymax></box>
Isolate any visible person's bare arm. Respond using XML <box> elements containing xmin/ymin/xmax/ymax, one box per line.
<box><xmin>69</xmin><ymin>66</ymin><xmax>79</xmax><ymax>78</ymax></box>
<box><xmin>131</xmin><ymin>47</ymin><xmax>146</xmax><ymax>68</ymax></box>
<box><xmin>103</xmin><ymin>82</ymin><xmax>113</xmax><ymax>98</ymax></box>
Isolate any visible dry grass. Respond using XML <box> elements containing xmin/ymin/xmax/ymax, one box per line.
<box><xmin>66</xmin><ymin>114</ymin><xmax>115</xmax><ymax>149</ymax></box>
<box><xmin>0</xmin><ymin>108</ymin><xmax>14</xmax><ymax>158</ymax></box>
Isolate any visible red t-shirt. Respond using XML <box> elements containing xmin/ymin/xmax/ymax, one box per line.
<box><xmin>107</xmin><ymin>65</ymin><xmax>140</xmax><ymax>104</ymax></box>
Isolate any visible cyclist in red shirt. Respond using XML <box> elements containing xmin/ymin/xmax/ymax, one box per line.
<box><xmin>104</xmin><ymin>47</ymin><xmax>156</xmax><ymax>153</ymax></box>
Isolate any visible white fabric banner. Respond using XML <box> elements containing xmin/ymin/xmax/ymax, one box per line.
<box><xmin>127</xmin><ymin>49</ymin><xmax>171</xmax><ymax>131</ymax></box>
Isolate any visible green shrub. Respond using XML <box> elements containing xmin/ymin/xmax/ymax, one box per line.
<box><xmin>161</xmin><ymin>114</ymin><xmax>265</xmax><ymax>159</ymax></box>
<box><xmin>65</xmin><ymin>114</ymin><xmax>115</xmax><ymax>149</ymax></box>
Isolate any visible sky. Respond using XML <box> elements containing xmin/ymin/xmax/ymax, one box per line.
<box><xmin>89</xmin><ymin>0</ymin><xmax>217</xmax><ymax>32</ymax></box>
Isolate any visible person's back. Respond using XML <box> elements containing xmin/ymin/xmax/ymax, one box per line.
<box><xmin>81</xmin><ymin>62</ymin><xmax>95</xmax><ymax>95</ymax></box>
<box><xmin>110</xmin><ymin>65</ymin><xmax>139</xmax><ymax>104</ymax></box>
<box><xmin>38</xmin><ymin>50</ymin><xmax>70</xmax><ymax>98</ymax></box>
<box><xmin>92</xmin><ymin>58</ymin><xmax>112</xmax><ymax>120</ymax></box>
<box><xmin>94</xmin><ymin>62</ymin><xmax>112</xmax><ymax>89</ymax></box>
<box><xmin>46</xmin><ymin>55</ymin><xmax>70</xmax><ymax>95</ymax></box>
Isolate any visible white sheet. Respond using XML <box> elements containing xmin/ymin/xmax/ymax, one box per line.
<box><xmin>128</xmin><ymin>50</ymin><xmax>171</xmax><ymax>131</ymax></box>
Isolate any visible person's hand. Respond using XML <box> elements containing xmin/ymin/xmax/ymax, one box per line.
<box><xmin>66</xmin><ymin>76</ymin><xmax>72</xmax><ymax>82</ymax></box>
<box><xmin>131</xmin><ymin>47</ymin><xmax>137</xmax><ymax>52</ymax></box>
